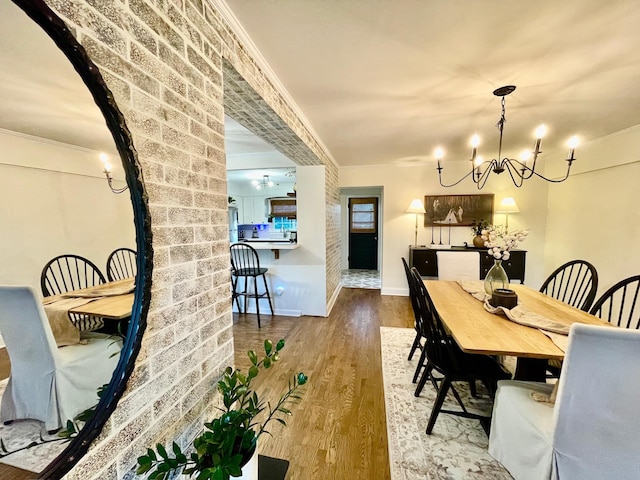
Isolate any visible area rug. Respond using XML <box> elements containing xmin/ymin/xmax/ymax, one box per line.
<box><xmin>381</xmin><ymin>326</ymin><xmax>512</xmax><ymax>480</ymax></box>
<box><xmin>0</xmin><ymin>379</ymin><xmax>70</xmax><ymax>473</ymax></box>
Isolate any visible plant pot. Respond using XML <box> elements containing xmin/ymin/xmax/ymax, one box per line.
<box><xmin>472</xmin><ymin>235</ymin><xmax>485</xmax><ymax>248</ymax></box>
<box><xmin>238</xmin><ymin>446</ymin><xmax>259</xmax><ymax>480</ymax></box>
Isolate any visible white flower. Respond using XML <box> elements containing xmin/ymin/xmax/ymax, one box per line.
<box><xmin>481</xmin><ymin>226</ymin><xmax>530</xmax><ymax>260</ymax></box>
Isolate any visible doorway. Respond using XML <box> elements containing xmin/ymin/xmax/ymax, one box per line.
<box><xmin>348</xmin><ymin>197</ymin><xmax>379</xmax><ymax>270</ymax></box>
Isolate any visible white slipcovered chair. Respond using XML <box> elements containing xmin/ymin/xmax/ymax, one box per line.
<box><xmin>488</xmin><ymin>323</ymin><xmax>640</xmax><ymax>480</ymax></box>
<box><xmin>0</xmin><ymin>285</ymin><xmax>122</xmax><ymax>431</ymax></box>
<box><xmin>436</xmin><ymin>251</ymin><xmax>478</xmax><ymax>281</ymax></box>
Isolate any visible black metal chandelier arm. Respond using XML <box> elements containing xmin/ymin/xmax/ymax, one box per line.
<box><xmin>473</xmin><ymin>160</ymin><xmax>499</xmax><ymax>190</ymax></box>
<box><xmin>105</xmin><ymin>172</ymin><xmax>129</xmax><ymax>194</ymax></box>
<box><xmin>521</xmin><ymin>161</ymin><xmax>574</xmax><ymax>183</ymax></box>
<box><xmin>502</xmin><ymin>159</ymin><xmax>526</xmax><ymax>188</ymax></box>
<box><xmin>437</xmin><ymin>165</ymin><xmax>476</xmax><ymax>187</ymax></box>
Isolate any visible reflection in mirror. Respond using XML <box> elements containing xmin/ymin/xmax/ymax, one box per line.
<box><xmin>0</xmin><ymin>2</ymin><xmax>149</xmax><ymax>479</ymax></box>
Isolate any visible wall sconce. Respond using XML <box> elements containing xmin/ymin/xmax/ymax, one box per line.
<box><xmin>100</xmin><ymin>152</ymin><xmax>128</xmax><ymax>194</ymax></box>
<box><xmin>406</xmin><ymin>198</ymin><xmax>426</xmax><ymax>247</ymax></box>
<box><xmin>496</xmin><ymin>197</ymin><xmax>520</xmax><ymax>231</ymax></box>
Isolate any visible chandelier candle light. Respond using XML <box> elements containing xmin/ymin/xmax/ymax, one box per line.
<box><xmin>436</xmin><ymin>85</ymin><xmax>579</xmax><ymax>189</ymax></box>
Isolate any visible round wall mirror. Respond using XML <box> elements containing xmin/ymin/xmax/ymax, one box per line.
<box><xmin>0</xmin><ymin>2</ymin><xmax>151</xmax><ymax>478</ymax></box>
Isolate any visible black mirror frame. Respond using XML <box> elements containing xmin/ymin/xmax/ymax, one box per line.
<box><xmin>10</xmin><ymin>1</ymin><xmax>152</xmax><ymax>478</ymax></box>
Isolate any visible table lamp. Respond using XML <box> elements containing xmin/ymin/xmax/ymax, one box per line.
<box><xmin>406</xmin><ymin>198</ymin><xmax>426</xmax><ymax>247</ymax></box>
<box><xmin>497</xmin><ymin>197</ymin><xmax>520</xmax><ymax>231</ymax></box>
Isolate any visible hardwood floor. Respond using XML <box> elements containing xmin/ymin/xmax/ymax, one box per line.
<box><xmin>233</xmin><ymin>287</ymin><xmax>414</xmax><ymax>479</ymax></box>
<box><xmin>0</xmin><ymin>287</ymin><xmax>413</xmax><ymax>479</ymax></box>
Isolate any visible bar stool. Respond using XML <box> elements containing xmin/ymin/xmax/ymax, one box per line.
<box><xmin>230</xmin><ymin>243</ymin><xmax>274</xmax><ymax>327</ymax></box>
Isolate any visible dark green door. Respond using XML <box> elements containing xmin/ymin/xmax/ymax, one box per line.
<box><xmin>348</xmin><ymin>197</ymin><xmax>378</xmax><ymax>270</ymax></box>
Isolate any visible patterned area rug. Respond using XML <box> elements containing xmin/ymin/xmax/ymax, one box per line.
<box><xmin>0</xmin><ymin>379</ymin><xmax>70</xmax><ymax>473</ymax></box>
<box><xmin>381</xmin><ymin>327</ymin><xmax>513</xmax><ymax>480</ymax></box>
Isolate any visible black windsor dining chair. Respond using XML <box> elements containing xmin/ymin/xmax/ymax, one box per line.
<box><xmin>106</xmin><ymin>247</ymin><xmax>137</xmax><ymax>282</ymax></box>
<box><xmin>589</xmin><ymin>274</ymin><xmax>640</xmax><ymax>329</ymax></box>
<box><xmin>40</xmin><ymin>253</ymin><xmax>107</xmax><ymax>331</ymax></box>
<box><xmin>410</xmin><ymin>267</ymin><xmax>511</xmax><ymax>435</ymax></box>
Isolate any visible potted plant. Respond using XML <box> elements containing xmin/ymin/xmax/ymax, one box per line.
<box><xmin>137</xmin><ymin>339</ymin><xmax>308</xmax><ymax>480</ymax></box>
<box><xmin>470</xmin><ymin>219</ymin><xmax>490</xmax><ymax>248</ymax></box>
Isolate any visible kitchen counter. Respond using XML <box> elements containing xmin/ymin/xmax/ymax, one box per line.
<box><xmin>238</xmin><ymin>240</ymin><xmax>299</xmax><ymax>259</ymax></box>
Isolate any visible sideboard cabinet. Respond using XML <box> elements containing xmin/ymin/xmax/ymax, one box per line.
<box><xmin>409</xmin><ymin>246</ymin><xmax>527</xmax><ymax>283</ymax></box>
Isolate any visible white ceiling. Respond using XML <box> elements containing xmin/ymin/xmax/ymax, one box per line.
<box><xmin>222</xmin><ymin>0</ymin><xmax>640</xmax><ymax>167</ymax></box>
<box><xmin>5</xmin><ymin>1</ymin><xmax>640</xmax><ymax>178</ymax></box>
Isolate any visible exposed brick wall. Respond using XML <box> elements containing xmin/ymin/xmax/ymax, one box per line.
<box><xmin>39</xmin><ymin>0</ymin><xmax>341</xmax><ymax>478</ymax></box>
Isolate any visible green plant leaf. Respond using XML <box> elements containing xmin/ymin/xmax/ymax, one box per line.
<box><xmin>263</xmin><ymin>357</ymin><xmax>271</xmax><ymax>369</ymax></box>
<box><xmin>247</xmin><ymin>350</ymin><xmax>258</xmax><ymax>365</ymax></box>
<box><xmin>248</xmin><ymin>365</ymin><xmax>259</xmax><ymax>379</ymax></box>
<box><xmin>264</xmin><ymin>339</ymin><xmax>273</xmax><ymax>355</ymax></box>
<box><xmin>276</xmin><ymin>339</ymin><xmax>285</xmax><ymax>351</ymax></box>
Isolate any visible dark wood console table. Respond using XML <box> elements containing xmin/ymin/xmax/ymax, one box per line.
<box><xmin>409</xmin><ymin>246</ymin><xmax>527</xmax><ymax>283</ymax></box>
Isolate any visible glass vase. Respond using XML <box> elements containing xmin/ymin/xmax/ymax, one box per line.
<box><xmin>484</xmin><ymin>259</ymin><xmax>509</xmax><ymax>295</ymax></box>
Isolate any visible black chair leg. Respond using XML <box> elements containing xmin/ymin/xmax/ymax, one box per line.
<box><xmin>254</xmin><ymin>276</ymin><xmax>261</xmax><ymax>328</ymax></box>
<box><xmin>414</xmin><ymin>361</ymin><xmax>433</xmax><ymax>397</ymax></box>
<box><xmin>412</xmin><ymin>348</ymin><xmax>427</xmax><ymax>383</ymax></box>
<box><xmin>231</xmin><ymin>275</ymin><xmax>242</xmax><ymax>312</ymax></box>
<box><xmin>469</xmin><ymin>381</ymin><xmax>477</xmax><ymax>398</ymax></box>
<box><xmin>261</xmin><ymin>273</ymin><xmax>274</xmax><ymax>315</ymax></box>
<box><xmin>426</xmin><ymin>377</ymin><xmax>451</xmax><ymax>434</ymax></box>
<box><xmin>408</xmin><ymin>331</ymin><xmax>421</xmax><ymax>360</ymax></box>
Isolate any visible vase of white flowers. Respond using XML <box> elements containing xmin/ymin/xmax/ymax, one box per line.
<box><xmin>481</xmin><ymin>227</ymin><xmax>529</xmax><ymax>295</ymax></box>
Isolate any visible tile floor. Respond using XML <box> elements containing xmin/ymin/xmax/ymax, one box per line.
<box><xmin>341</xmin><ymin>269</ymin><xmax>381</xmax><ymax>289</ymax></box>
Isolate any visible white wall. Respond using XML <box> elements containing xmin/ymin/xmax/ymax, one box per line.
<box><xmin>339</xmin><ymin>162</ymin><xmax>552</xmax><ymax>295</ymax></box>
<box><xmin>545</xmin><ymin>125</ymin><xmax>640</xmax><ymax>297</ymax></box>
<box><xmin>0</xmin><ymin>130</ymin><xmax>135</xmax><ymax>290</ymax></box>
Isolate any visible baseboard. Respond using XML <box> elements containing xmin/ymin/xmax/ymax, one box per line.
<box><xmin>326</xmin><ymin>283</ymin><xmax>341</xmax><ymax>316</ymax></box>
<box><xmin>381</xmin><ymin>287</ymin><xmax>409</xmax><ymax>296</ymax></box>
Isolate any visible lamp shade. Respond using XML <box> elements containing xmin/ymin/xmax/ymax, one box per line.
<box><xmin>406</xmin><ymin>198</ymin><xmax>426</xmax><ymax>214</ymax></box>
<box><xmin>497</xmin><ymin>197</ymin><xmax>520</xmax><ymax>213</ymax></box>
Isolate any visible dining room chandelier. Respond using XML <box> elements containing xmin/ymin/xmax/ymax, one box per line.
<box><xmin>252</xmin><ymin>174</ymin><xmax>274</xmax><ymax>190</ymax></box>
<box><xmin>435</xmin><ymin>85</ymin><xmax>579</xmax><ymax>189</ymax></box>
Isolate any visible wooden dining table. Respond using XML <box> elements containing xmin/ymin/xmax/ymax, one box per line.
<box><xmin>46</xmin><ymin>277</ymin><xmax>135</xmax><ymax>320</ymax></box>
<box><xmin>424</xmin><ymin>280</ymin><xmax>611</xmax><ymax>380</ymax></box>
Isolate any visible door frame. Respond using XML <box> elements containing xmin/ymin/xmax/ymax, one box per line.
<box><xmin>339</xmin><ymin>187</ymin><xmax>383</xmax><ymax>272</ymax></box>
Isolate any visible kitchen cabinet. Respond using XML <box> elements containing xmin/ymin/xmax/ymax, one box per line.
<box><xmin>409</xmin><ymin>246</ymin><xmax>526</xmax><ymax>283</ymax></box>
<box><xmin>239</xmin><ymin>196</ymin><xmax>267</xmax><ymax>224</ymax></box>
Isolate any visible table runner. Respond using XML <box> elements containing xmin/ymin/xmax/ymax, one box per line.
<box><xmin>43</xmin><ymin>297</ymin><xmax>97</xmax><ymax>346</ymax></box>
<box><xmin>457</xmin><ymin>280</ymin><xmax>569</xmax><ymax>352</ymax></box>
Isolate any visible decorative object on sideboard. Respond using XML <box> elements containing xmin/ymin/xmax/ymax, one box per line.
<box><xmin>137</xmin><ymin>339</ymin><xmax>308</xmax><ymax>480</ymax></box>
<box><xmin>482</xmin><ymin>226</ymin><xmax>529</xmax><ymax>295</ymax></box>
<box><xmin>470</xmin><ymin>219</ymin><xmax>490</xmax><ymax>248</ymax></box>
<box><xmin>435</xmin><ymin>85</ymin><xmax>579</xmax><ymax>190</ymax></box>
<box><xmin>496</xmin><ymin>197</ymin><xmax>520</xmax><ymax>231</ymax></box>
<box><xmin>406</xmin><ymin>198</ymin><xmax>426</xmax><ymax>247</ymax></box>
<box><xmin>99</xmin><ymin>152</ymin><xmax>128</xmax><ymax>194</ymax></box>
